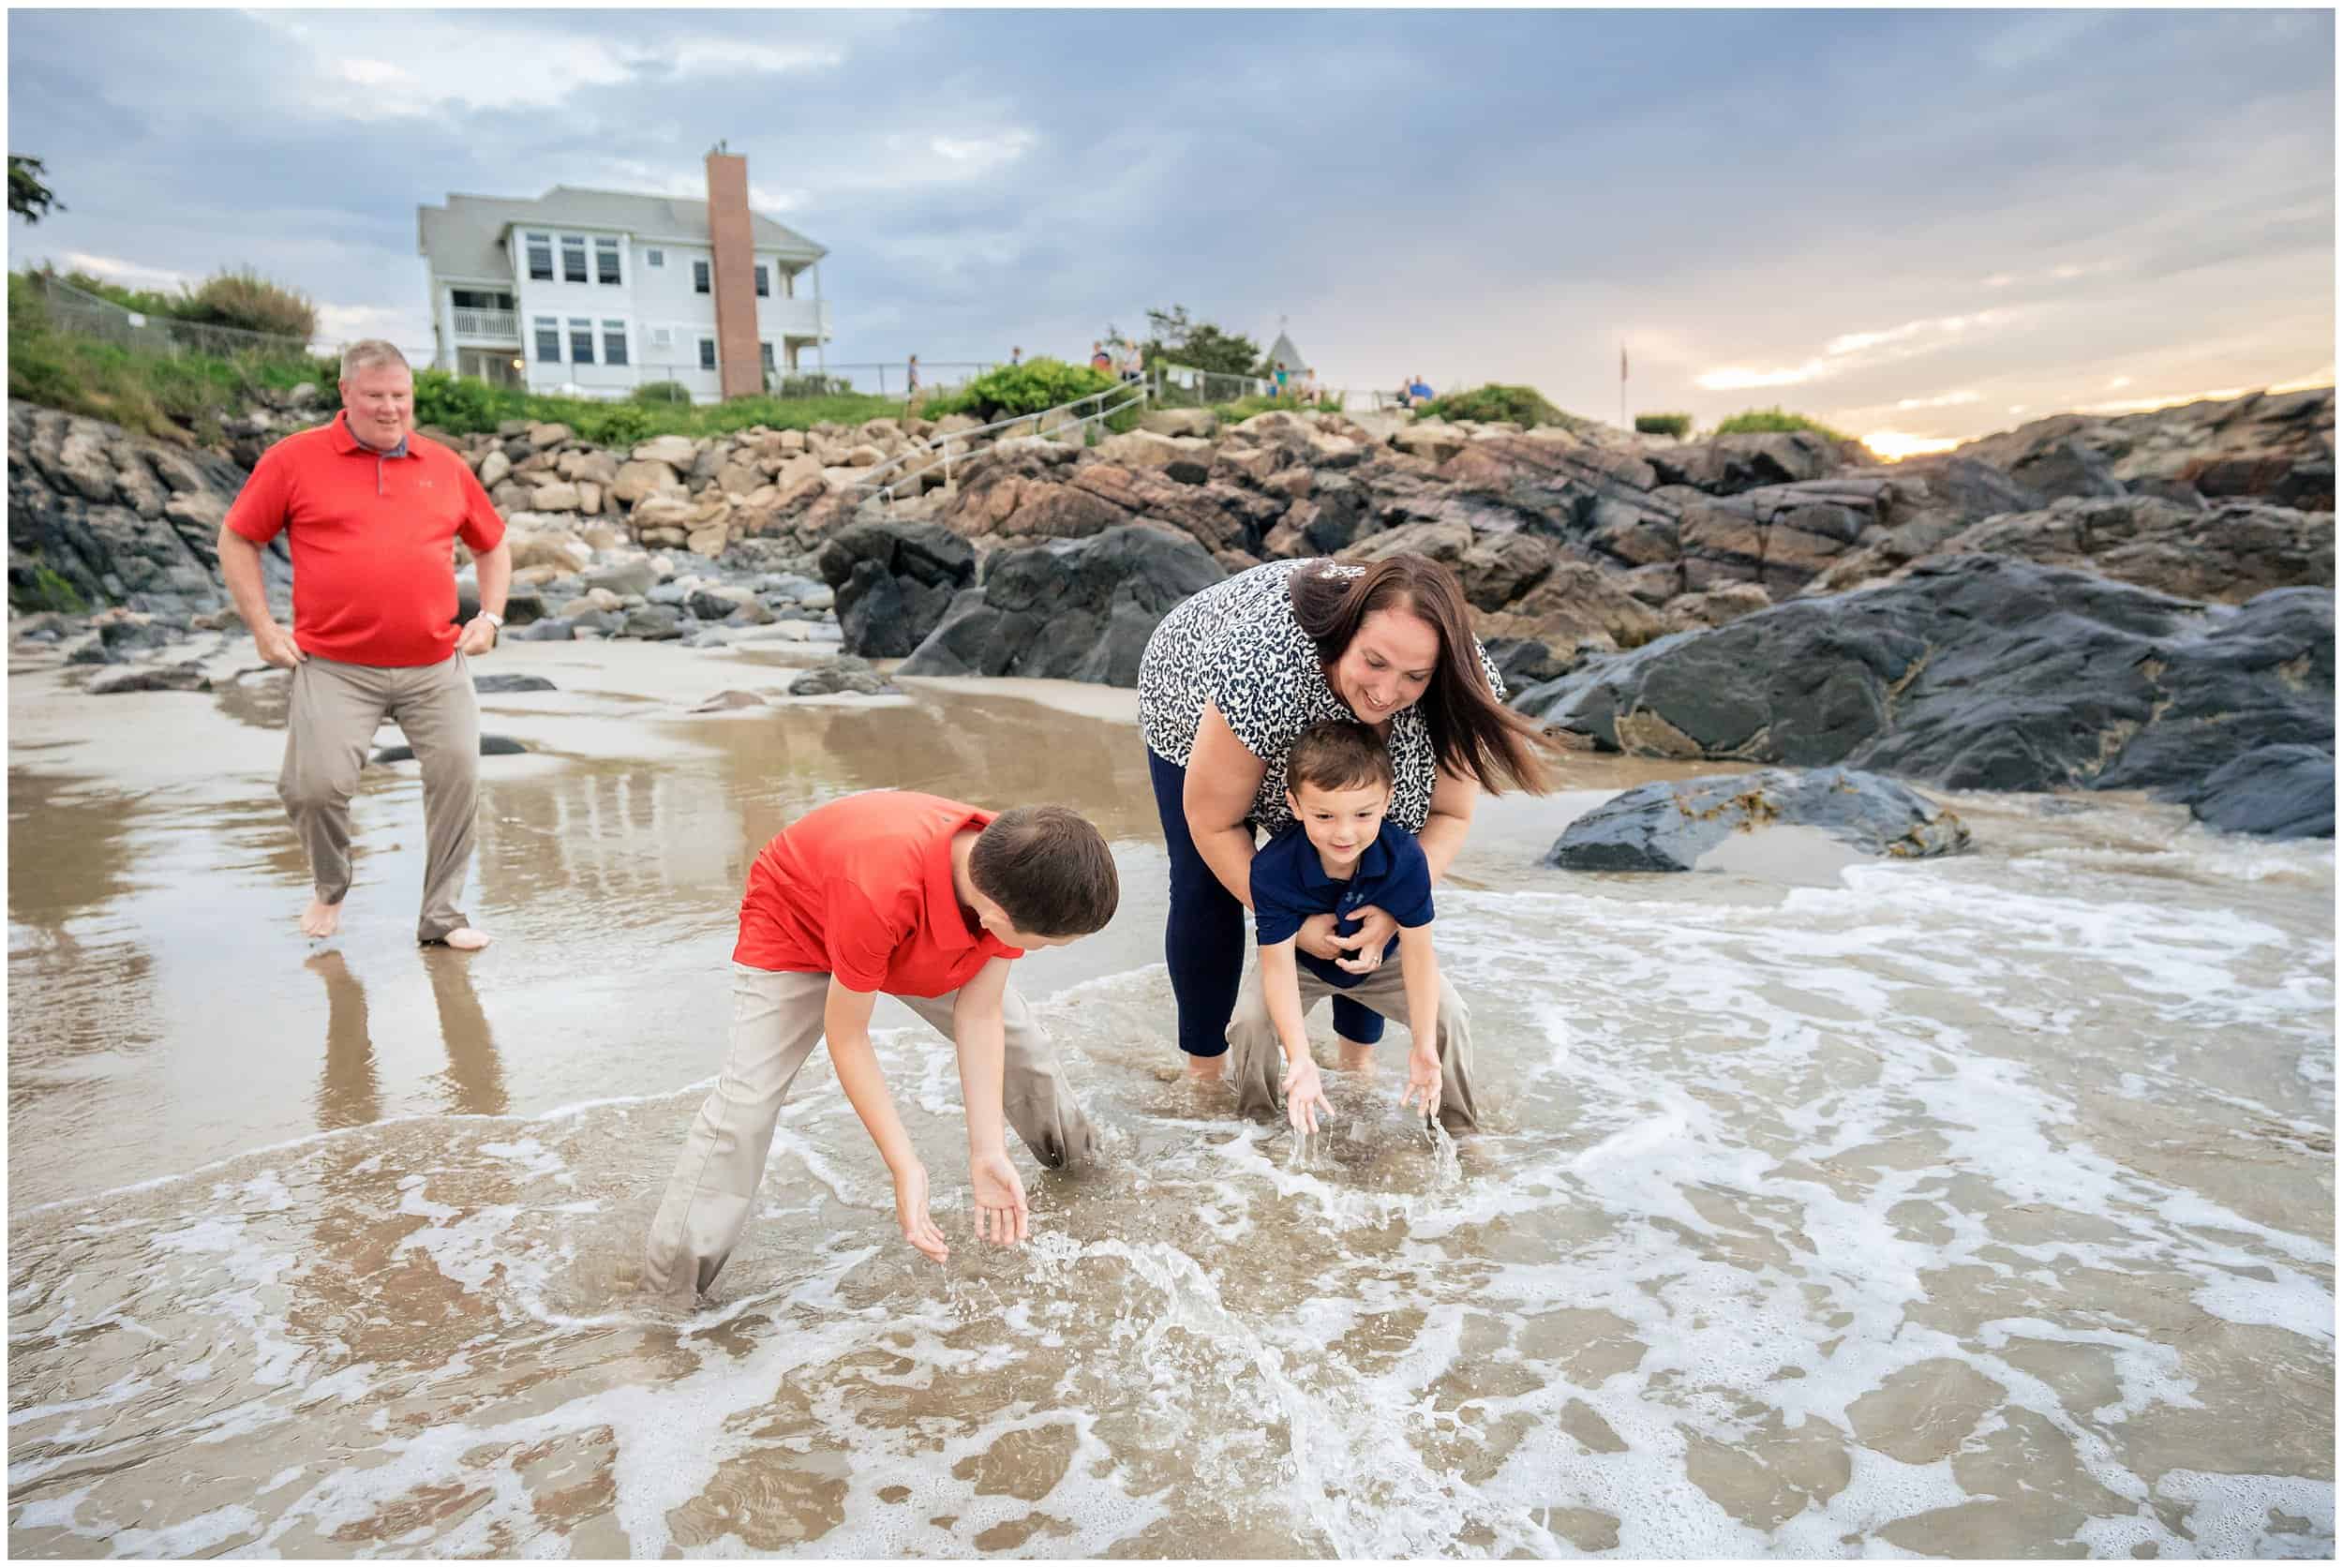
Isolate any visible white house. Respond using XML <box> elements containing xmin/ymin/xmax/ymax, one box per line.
<box><xmin>415</xmin><ymin>151</ymin><xmax>831</xmax><ymax>403</ymax></box>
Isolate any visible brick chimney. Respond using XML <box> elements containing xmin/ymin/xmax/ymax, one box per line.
<box><xmin>704</xmin><ymin>148</ymin><xmax>762</xmax><ymax>399</ymax></box>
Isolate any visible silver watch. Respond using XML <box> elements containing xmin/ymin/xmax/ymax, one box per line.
<box><xmin>481</xmin><ymin>611</ymin><xmax>505</xmax><ymax>631</ymax></box>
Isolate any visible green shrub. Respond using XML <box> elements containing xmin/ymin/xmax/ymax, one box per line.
<box><xmin>1712</xmin><ymin>406</ymin><xmax>1851</xmax><ymax>441</ymax></box>
<box><xmin>632</xmin><ymin>380</ymin><xmax>693</xmax><ymax>405</ymax></box>
<box><xmin>1416</xmin><ymin>383</ymin><xmax>1579</xmax><ymax>429</ymax></box>
<box><xmin>176</xmin><ymin>265</ymin><xmax>318</xmax><ymax>341</ymax></box>
<box><xmin>932</xmin><ymin>357</ymin><xmax>1119</xmax><ymax>423</ymax></box>
<box><xmin>1634</xmin><ymin>411</ymin><xmax>1693</xmax><ymax>438</ymax></box>
<box><xmin>769</xmin><ymin>372</ymin><xmax>855</xmax><ymax>398</ymax></box>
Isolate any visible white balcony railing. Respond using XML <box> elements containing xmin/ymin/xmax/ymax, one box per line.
<box><xmin>453</xmin><ymin>308</ymin><xmax>518</xmax><ymax>339</ymax></box>
<box><xmin>760</xmin><ymin>298</ymin><xmax>831</xmax><ymax>340</ymax></box>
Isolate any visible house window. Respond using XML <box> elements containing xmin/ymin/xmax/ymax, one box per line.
<box><xmin>698</xmin><ymin>337</ymin><xmax>716</xmax><ymax>371</ymax></box>
<box><xmin>595</xmin><ymin>237</ymin><xmax>621</xmax><ymax>285</ymax></box>
<box><xmin>692</xmin><ymin>259</ymin><xmax>710</xmax><ymax>294</ymax></box>
<box><xmin>451</xmin><ymin>288</ymin><xmax>514</xmax><ymax>309</ymax></box>
<box><xmin>603</xmin><ymin>320</ymin><xmax>629</xmax><ymax>366</ymax></box>
<box><xmin>754</xmin><ymin>264</ymin><xmax>769</xmax><ymax>298</ymax></box>
<box><xmin>561</xmin><ymin>234</ymin><xmax>588</xmax><ymax>283</ymax></box>
<box><xmin>568</xmin><ymin>317</ymin><xmax>594</xmax><ymax>365</ymax></box>
<box><xmin>533</xmin><ymin>316</ymin><xmax>560</xmax><ymax>363</ymax></box>
<box><xmin>526</xmin><ymin>233</ymin><xmax>553</xmax><ymax>282</ymax></box>
<box><xmin>759</xmin><ymin>341</ymin><xmax>774</xmax><ymax>372</ymax></box>
<box><xmin>646</xmin><ymin>247</ymin><xmax>664</xmax><ymax>268</ymax></box>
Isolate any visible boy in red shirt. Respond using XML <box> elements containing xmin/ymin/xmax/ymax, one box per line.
<box><xmin>643</xmin><ymin>791</ymin><xmax>1120</xmax><ymax>1295</ymax></box>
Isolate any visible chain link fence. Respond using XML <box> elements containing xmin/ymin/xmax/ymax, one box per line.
<box><xmin>23</xmin><ymin>270</ymin><xmax>323</xmax><ymax>365</ymax></box>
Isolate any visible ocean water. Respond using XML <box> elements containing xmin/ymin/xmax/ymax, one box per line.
<box><xmin>7</xmin><ymin>653</ymin><xmax>2335</xmax><ymax>1557</ymax></box>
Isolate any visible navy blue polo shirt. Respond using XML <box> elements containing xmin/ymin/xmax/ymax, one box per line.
<box><xmin>1250</xmin><ymin>819</ymin><xmax>1437</xmax><ymax>990</ymax></box>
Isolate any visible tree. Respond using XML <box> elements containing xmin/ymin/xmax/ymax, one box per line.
<box><xmin>9</xmin><ymin>155</ymin><xmax>62</xmax><ymax>224</ymax></box>
<box><xmin>1135</xmin><ymin>304</ymin><xmax>1263</xmax><ymax>378</ymax></box>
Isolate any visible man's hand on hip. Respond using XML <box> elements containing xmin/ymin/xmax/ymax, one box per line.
<box><xmin>253</xmin><ymin>621</ymin><xmax>306</xmax><ymax>669</ymax></box>
<box><xmin>457</xmin><ymin>617</ymin><xmax>499</xmax><ymax>657</ymax></box>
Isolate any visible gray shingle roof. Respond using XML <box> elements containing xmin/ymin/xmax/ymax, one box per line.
<box><xmin>1266</xmin><ymin>330</ymin><xmax>1306</xmax><ymax>372</ymax></box>
<box><xmin>417</xmin><ymin>185</ymin><xmax>825</xmax><ymax>277</ymax></box>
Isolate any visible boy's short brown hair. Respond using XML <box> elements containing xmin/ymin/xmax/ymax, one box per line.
<box><xmin>1286</xmin><ymin>720</ymin><xmax>1395</xmax><ymax>796</ymax></box>
<box><xmin>969</xmin><ymin>806</ymin><xmax>1120</xmax><ymax>937</ymax></box>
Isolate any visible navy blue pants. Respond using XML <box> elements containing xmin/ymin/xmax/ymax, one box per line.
<box><xmin>1147</xmin><ymin>746</ymin><xmax>1384</xmax><ymax>1058</ymax></box>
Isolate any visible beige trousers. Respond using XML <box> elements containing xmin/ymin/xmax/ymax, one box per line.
<box><xmin>1227</xmin><ymin>957</ymin><xmax>1480</xmax><ymax>1132</ymax></box>
<box><xmin>642</xmin><ymin>963</ymin><xmax>1098</xmax><ymax>1296</ymax></box>
<box><xmin>278</xmin><ymin>650</ymin><xmax>479</xmax><ymax>943</ymax></box>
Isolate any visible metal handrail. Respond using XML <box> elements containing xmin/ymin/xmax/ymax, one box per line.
<box><xmin>855</xmin><ymin>379</ymin><xmax>1153</xmax><ymax>505</ymax></box>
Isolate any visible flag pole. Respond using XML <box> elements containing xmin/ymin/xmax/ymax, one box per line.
<box><xmin>1619</xmin><ymin>340</ymin><xmax>1627</xmax><ymax>430</ymax></box>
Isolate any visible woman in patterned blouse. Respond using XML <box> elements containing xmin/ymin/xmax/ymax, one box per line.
<box><xmin>1137</xmin><ymin>553</ymin><xmax>1557</xmax><ymax>1077</ymax></box>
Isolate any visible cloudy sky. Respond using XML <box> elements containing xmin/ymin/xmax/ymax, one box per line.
<box><xmin>8</xmin><ymin>7</ymin><xmax>2333</xmax><ymax>454</ymax></box>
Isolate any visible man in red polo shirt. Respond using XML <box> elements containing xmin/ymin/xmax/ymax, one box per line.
<box><xmin>216</xmin><ymin>341</ymin><xmax>513</xmax><ymax>949</ymax></box>
<box><xmin>642</xmin><ymin>791</ymin><xmax>1120</xmax><ymax>1295</ymax></box>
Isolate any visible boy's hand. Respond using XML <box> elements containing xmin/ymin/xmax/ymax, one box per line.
<box><xmin>1402</xmin><ymin>1046</ymin><xmax>1442</xmax><ymax>1118</ymax></box>
<box><xmin>1283</xmin><ymin>1055</ymin><xmax>1334</xmax><ymax>1137</ymax></box>
<box><xmin>893</xmin><ymin>1163</ymin><xmax>950</xmax><ymax>1262</ymax></box>
<box><xmin>1336</xmin><ymin>905</ymin><xmax>1398</xmax><ymax>974</ymax></box>
<box><xmin>969</xmin><ymin>1145</ymin><xmax>1030</xmax><ymax>1247</ymax></box>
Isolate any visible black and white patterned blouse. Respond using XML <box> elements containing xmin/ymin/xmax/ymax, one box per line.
<box><xmin>1138</xmin><ymin>558</ymin><xmax>1506</xmax><ymax>837</ymax></box>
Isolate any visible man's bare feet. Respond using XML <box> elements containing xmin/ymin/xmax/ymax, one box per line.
<box><xmin>1185</xmin><ymin>1054</ymin><xmax>1225</xmax><ymax>1082</ymax></box>
<box><xmin>301</xmin><ymin>897</ymin><xmax>342</xmax><ymax>938</ymax></box>
<box><xmin>1337</xmin><ymin>1039</ymin><xmax>1378</xmax><ymax>1073</ymax></box>
<box><xmin>441</xmin><ymin>927</ymin><xmax>492</xmax><ymax>951</ymax></box>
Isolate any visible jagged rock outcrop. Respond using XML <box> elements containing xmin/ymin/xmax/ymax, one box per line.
<box><xmin>1546</xmin><ymin>767</ymin><xmax>1972</xmax><ymax>872</ymax></box>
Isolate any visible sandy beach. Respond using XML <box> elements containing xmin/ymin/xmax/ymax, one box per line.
<box><xmin>7</xmin><ymin>634</ymin><xmax>2334</xmax><ymax>1557</ymax></box>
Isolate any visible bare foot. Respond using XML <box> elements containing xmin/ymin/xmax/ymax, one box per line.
<box><xmin>302</xmin><ymin>897</ymin><xmax>342</xmax><ymax>938</ymax></box>
<box><xmin>1337</xmin><ymin>1039</ymin><xmax>1378</xmax><ymax>1073</ymax></box>
<box><xmin>440</xmin><ymin>927</ymin><xmax>492</xmax><ymax>951</ymax></box>
<box><xmin>1185</xmin><ymin>1054</ymin><xmax>1225</xmax><ymax>1082</ymax></box>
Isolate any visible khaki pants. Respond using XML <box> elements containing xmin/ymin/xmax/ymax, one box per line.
<box><xmin>278</xmin><ymin>651</ymin><xmax>479</xmax><ymax>943</ymax></box>
<box><xmin>1227</xmin><ymin>957</ymin><xmax>1480</xmax><ymax>1132</ymax></box>
<box><xmin>642</xmin><ymin>963</ymin><xmax>1098</xmax><ymax>1296</ymax></box>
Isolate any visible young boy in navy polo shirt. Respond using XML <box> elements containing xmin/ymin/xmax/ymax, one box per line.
<box><xmin>1226</xmin><ymin>722</ymin><xmax>1479</xmax><ymax>1135</ymax></box>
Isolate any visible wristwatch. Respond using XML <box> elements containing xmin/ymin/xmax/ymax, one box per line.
<box><xmin>480</xmin><ymin>611</ymin><xmax>504</xmax><ymax>641</ymax></box>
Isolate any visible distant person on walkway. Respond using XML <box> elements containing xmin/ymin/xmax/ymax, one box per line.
<box><xmin>1395</xmin><ymin>378</ymin><xmax>1415</xmax><ymax>411</ymax></box>
<box><xmin>1299</xmin><ymin>368</ymin><xmax>1321</xmax><ymax>406</ymax></box>
<box><xmin>1119</xmin><ymin>339</ymin><xmax>1144</xmax><ymax>384</ymax></box>
<box><xmin>641</xmin><ymin>793</ymin><xmax>1117</xmax><ymax>1292</ymax></box>
<box><xmin>904</xmin><ymin>353</ymin><xmax>922</xmax><ymax>411</ymax></box>
<box><xmin>1009</xmin><ymin>345</ymin><xmax>1022</xmax><ymax>366</ymax></box>
<box><xmin>1136</xmin><ymin>555</ymin><xmax>1557</xmax><ymax>1080</ymax></box>
<box><xmin>216</xmin><ymin>340</ymin><xmax>511</xmax><ymax>950</ymax></box>
<box><xmin>1273</xmin><ymin>362</ymin><xmax>1291</xmax><ymax>396</ymax></box>
<box><xmin>1090</xmin><ymin>341</ymin><xmax>1113</xmax><ymax>374</ymax></box>
<box><xmin>1409</xmin><ymin>374</ymin><xmax>1434</xmax><ymax>405</ymax></box>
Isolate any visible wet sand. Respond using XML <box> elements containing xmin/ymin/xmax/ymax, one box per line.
<box><xmin>7</xmin><ymin>633</ymin><xmax>2334</xmax><ymax>1557</ymax></box>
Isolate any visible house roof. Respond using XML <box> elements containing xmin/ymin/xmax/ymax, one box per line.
<box><xmin>1265</xmin><ymin>329</ymin><xmax>1306</xmax><ymax>372</ymax></box>
<box><xmin>416</xmin><ymin>185</ymin><xmax>826</xmax><ymax>276</ymax></box>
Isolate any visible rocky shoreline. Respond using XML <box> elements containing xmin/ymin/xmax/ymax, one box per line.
<box><xmin>7</xmin><ymin>382</ymin><xmax>2333</xmax><ymax>839</ymax></box>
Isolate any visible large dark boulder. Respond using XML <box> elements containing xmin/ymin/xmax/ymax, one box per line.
<box><xmin>2183</xmin><ymin>744</ymin><xmax>2334</xmax><ymax>840</ymax></box>
<box><xmin>1515</xmin><ymin>556</ymin><xmax>2334</xmax><ymax>829</ymax></box>
<box><xmin>1547</xmin><ymin>767</ymin><xmax>1971</xmax><ymax>872</ymax></box>
<box><xmin>898</xmin><ymin>524</ymin><xmax>1225</xmax><ymax>685</ymax></box>
<box><xmin>816</xmin><ymin>519</ymin><xmax>976</xmax><ymax>659</ymax></box>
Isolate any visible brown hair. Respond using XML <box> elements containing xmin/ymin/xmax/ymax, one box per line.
<box><xmin>969</xmin><ymin>806</ymin><xmax>1120</xmax><ymax>937</ymax></box>
<box><xmin>1286</xmin><ymin>720</ymin><xmax>1395</xmax><ymax>796</ymax></box>
<box><xmin>1290</xmin><ymin>555</ymin><xmax>1558</xmax><ymax>795</ymax></box>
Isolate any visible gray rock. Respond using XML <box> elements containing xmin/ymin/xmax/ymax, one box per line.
<box><xmin>788</xmin><ymin>654</ymin><xmax>900</xmax><ymax>696</ymax></box>
<box><xmin>86</xmin><ymin>661</ymin><xmax>211</xmax><ymax>694</ymax></box>
<box><xmin>691</xmin><ymin>688</ymin><xmax>769</xmax><ymax>711</ymax></box>
<box><xmin>898</xmin><ymin>524</ymin><xmax>1227</xmax><ymax>686</ymax></box>
<box><xmin>2183</xmin><ymin>743</ymin><xmax>2334</xmax><ymax>839</ymax></box>
<box><xmin>473</xmin><ymin>673</ymin><xmax>557</xmax><ymax>694</ymax></box>
<box><xmin>585</xmin><ymin>559</ymin><xmax>659</xmax><ymax>600</ymax></box>
<box><xmin>60</xmin><ymin>631</ymin><xmax>113</xmax><ymax>665</ymax></box>
<box><xmin>1517</xmin><ymin>556</ymin><xmax>2335</xmax><ymax>806</ymax></box>
<box><xmin>815</xmin><ymin>520</ymin><xmax>977</xmax><ymax>659</ymax></box>
<box><xmin>372</xmin><ymin>734</ymin><xmax>529</xmax><ymax>764</ymax></box>
<box><xmin>621</xmin><ymin>605</ymin><xmax>684</xmax><ymax>640</ymax></box>
<box><xmin>510</xmin><ymin>618</ymin><xmax>575</xmax><ymax>642</ymax></box>
<box><xmin>1546</xmin><ymin>767</ymin><xmax>1971</xmax><ymax>872</ymax></box>
<box><xmin>647</xmin><ymin>582</ymin><xmax>694</xmax><ymax>606</ymax></box>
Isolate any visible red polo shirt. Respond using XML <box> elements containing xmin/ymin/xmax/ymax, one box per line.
<box><xmin>735</xmin><ymin>791</ymin><xmax>1022</xmax><ymax>996</ymax></box>
<box><xmin>225</xmin><ymin>411</ymin><xmax>506</xmax><ymax>667</ymax></box>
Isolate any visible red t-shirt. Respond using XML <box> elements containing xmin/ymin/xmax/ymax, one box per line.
<box><xmin>734</xmin><ymin>791</ymin><xmax>1023</xmax><ymax>996</ymax></box>
<box><xmin>225</xmin><ymin>411</ymin><xmax>506</xmax><ymax>667</ymax></box>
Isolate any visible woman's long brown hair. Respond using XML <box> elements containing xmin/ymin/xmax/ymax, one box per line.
<box><xmin>1290</xmin><ymin>555</ymin><xmax>1560</xmax><ymax>794</ymax></box>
